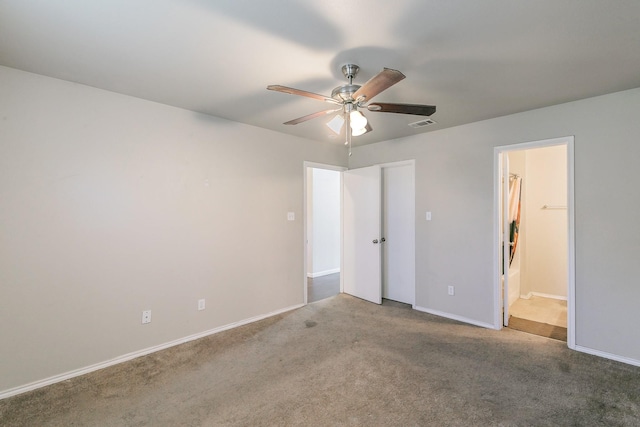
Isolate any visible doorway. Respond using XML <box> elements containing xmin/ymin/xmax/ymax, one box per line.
<box><xmin>494</xmin><ymin>137</ymin><xmax>575</xmax><ymax>348</ymax></box>
<box><xmin>304</xmin><ymin>162</ymin><xmax>345</xmax><ymax>304</ymax></box>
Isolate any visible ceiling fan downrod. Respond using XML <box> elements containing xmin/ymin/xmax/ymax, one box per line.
<box><xmin>331</xmin><ymin>64</ymin><xmax>362</xmax><ymax>102</ymax></box>
<box><xmin>342</xmin><ymin>64</ymin><xmax>359</xmax><ymax>85</ymax></box>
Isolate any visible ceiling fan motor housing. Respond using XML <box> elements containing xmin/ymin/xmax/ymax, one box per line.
<box><xmin>332</xmin><ymin>63</ymin><xmax>362</xmax><ymax>102</ymax></box>
<box><xmin>331</xmin><ymin>84</ymin><xmax>361</xmax><ymax>102</ymax></box>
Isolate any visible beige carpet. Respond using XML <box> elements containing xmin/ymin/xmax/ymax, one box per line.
<box><xmin>1</xmin><ymin>294</ymin><xmax>639</xmax><ymax>426</ymax></box>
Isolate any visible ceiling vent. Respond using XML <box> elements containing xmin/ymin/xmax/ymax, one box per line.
<box><xmin>408</xmin><ymin>118</ymin><xmax>437</xmax><ymax>128</ymax></box>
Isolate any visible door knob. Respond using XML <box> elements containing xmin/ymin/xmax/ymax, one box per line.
<box><xmin>372</xmin><ymin>239</ymin><xmax>379</xmax><ymax>244</ymax></box>
<box><xmin>381</xmin><ymin>237</ymin><xmax>386</xmax><ymax>243</ymax></box>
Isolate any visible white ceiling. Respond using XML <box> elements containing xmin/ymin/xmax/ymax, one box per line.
<box><xmin>2</xmin><ymin>0</ymin><xmax>640</xmax><ymax>146</ymax></box>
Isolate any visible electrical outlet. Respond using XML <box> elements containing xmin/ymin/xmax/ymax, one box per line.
<box><xmin>198</xmin><ymin>299</ymin><xmax>206</xmax><ymax>311</ymax></box>
<box><xmin>448</xmin><ymin>286</ymin><xmax>455</xmax><ymax>296</ymax></box>
<box><xmin>142</xmin><ymin>310</ymin><xmax>152</xmax><ymax>324</ymax></box>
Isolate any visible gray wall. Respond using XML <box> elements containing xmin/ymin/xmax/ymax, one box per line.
<box><xmin>350</xmin><ymin>87</ymin><xmax>640</xmax><ymax>363</ymax></box>
<box><xmin>0</xmin><ymin>66</ymin><xmax>347</xmax><ymax>393</ymax></box>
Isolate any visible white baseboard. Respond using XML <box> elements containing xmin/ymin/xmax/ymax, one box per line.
<box><xmin>574</xmin><ymin>345</ymin><xmax>640</xmax><ymax>367</ymax></box>
<box><xmin>414</xmin><ymin>306</ymin><xmax>496</xmax><ymax>330</ymax></box>
<box><xmin>0</xmin><ymin>303</ymin><xmax>304</xmax><ymax>400</ymax></box>
<box><xmin>307</xmin><ymin>268</ymin><xmax>340</xmax><ymax>278</ymax></box>
<box><xmin>521</xmin><ymin>291</ymin><xmax>567</xmax><ymax>301</ymax></box>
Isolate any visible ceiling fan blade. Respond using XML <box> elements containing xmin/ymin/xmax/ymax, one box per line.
<box><xmin>367</xmin><ymin>102</ymin><xmax>436</xmax><ymax>116</ymax></box>
<box><xmin>267</xmin><ymin>85</ymin><xmax>340</xmax><ymax>104</ymax></box>
<box><xmin>352</xmin><ymin>68</ymin><xmax>405</xmax><ymax>103</ymax></box>
<box><xmin>284</xmin><ymin>108</ymin><xmax>341</xmax><ymax>125</ymax></box>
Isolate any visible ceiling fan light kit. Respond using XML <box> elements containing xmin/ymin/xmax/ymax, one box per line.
<box><xmin>326</xmin><ymin>114</ymin><xmax>345</xmax><ymax>135</ymax></box>
<box><xmin>349</xmin><ymin>110</ymin><xmax>367</xmax><ymax>131</ymax></box>
<box><xmin>351</xmin><ymin>123</ymin><xmax>371</xmax><ymax>137</ymax></box>
<box><xmin>267</xmin><ymin>63</ymin><xmax>436</xmax><ymax>154</ymax></box>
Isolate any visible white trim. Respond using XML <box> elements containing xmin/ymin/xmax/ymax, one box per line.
<box><xmin>503</xmin><ymin>152</ymin><xmax>510</xmax><ymax>325</ymax></box>
<box><xmin>0</xmin><ymin>303</ymin><xmax>304</xmax><ymax>400</ymax></box>
<box><xmin>307</xmin><ymin>268</ymin><xmax>340</xmax><ymax>278</ymax></box>
<box><xmin>520</xmin><ymin>291</ymin><xmax>567</xmax><ymax>301</ymax></box>
<box><xmin>493</xmin><ymin>150</ymin><xmax>502</xmax><ymax>328</ymax></box>
<box><xmin>304</xmin><ymin>161</ymin><xmax>347</xmax><ymax>172</ymax></box>
<box><xmin>414</xmin><ymin>306</ymin><xmax>496</xmax><ymax>330</ymax></box>
<box><xmin>575</xmin><ymin>345</ymin><xmax>640</xmax><ymax>368</ymax></box>
<box><xmin>377</xmin><ymin>159</ymin><xmax>416</xmax><ymax>169</ymax></box>
<box><xmin>493</xmin><ymin>136</ymin><xmax>576</xmax><ymax>350</ymax></box>
<box><xmin>303</xmin><ymin>161</ymin><xmax>347</xmax><ymax>305</ymax></box>
<box><xmin>566</xmin><ymin>138</ymin><xmax>576</xmax><ymax>349</ymax></box>
<box><xmin>495</xmin><ymin>136</ymin><xmax>573</xmax><ymax>151</ymax></box>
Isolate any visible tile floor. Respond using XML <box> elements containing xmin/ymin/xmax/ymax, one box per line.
<box><xmin>307</xmin><ymin>272</ymin><xmax>340</xmax><ymax>303</ymax></box>
<box><xmin>509</xmin><ymin>295</ymin><xmax>567</xmax><ymax>328</ymax></box>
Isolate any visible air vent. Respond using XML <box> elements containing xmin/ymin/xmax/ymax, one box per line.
<box><xmin>408</xmin><ymin>118</ymin><xmax>437</xmax><ymax>128</ymax></box>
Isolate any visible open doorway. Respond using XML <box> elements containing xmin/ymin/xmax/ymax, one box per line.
<box><xmin>304</xmin><ymin>163</ymin><xmax>345</xmax><ymax>303</ymax></box>
<box><xmin>495</xmin><ymin>137</ymin><xmax>575</xmax><ymax>348</ymax></box>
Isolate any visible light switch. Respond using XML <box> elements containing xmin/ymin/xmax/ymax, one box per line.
<box><xmin>287</xmin><ymin>212</ymin><xmax>295</xmax><ymax>221</ymax></box>
<box><xmin>426</xmin><ymin>211</ymin><xmax>432</xmax><ymax>221</ymax></box>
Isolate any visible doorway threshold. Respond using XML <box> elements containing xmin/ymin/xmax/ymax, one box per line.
<box><xmin>508</xmin><ymin>316</ymin><xmax>567</xmax><ymax>342</ymax></box>
<box><xmin>381</xmin><ymin>298</ymin><xmax>412</xmax><ymax>309</ymax></box>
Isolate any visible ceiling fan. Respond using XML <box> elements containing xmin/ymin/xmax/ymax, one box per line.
<box><xmin>267</xmin><ymin>64</ymin><xmax>436</xmax><ymax>154</ymax></box>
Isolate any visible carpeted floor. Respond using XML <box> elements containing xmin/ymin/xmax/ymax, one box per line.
<box><xmin>1</xmin><ymin>294</ymin><xmax>639</xmax><ymax>426</ymax></box>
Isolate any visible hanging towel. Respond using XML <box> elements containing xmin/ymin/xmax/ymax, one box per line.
<box><xmin>508</xmin><ymin>177</ymin><xmax>522</xmax><ymax>265</ymax></box>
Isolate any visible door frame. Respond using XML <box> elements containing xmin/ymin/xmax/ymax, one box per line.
<box><xmin>304</xmin><ymin>160</ymin><xmax>416</xmax><ymax>307</ymax></box>
<box><xmin>493</xmin><ymin>136</ymin><xmax>576</xmax><ymax>349</ymax></box>
<box><xmin>303</xmin><ymin>161</ymin><xmax>347</xmax><ymax>305</ymax></box>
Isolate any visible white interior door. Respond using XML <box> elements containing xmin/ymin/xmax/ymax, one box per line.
<box><xmin>382</xmin><ymin>164</ymin><xmax>415</xmax><ymax>305</ymax></box>
<box><xmin>343</xmin><ymin>165</ymin><xmax>382</xmax><ymax>304</ymax></box>
<box><xmin>503</xmin><ymin>155</ymin><xmax>510</xmax><ymax>326</ymax></box>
